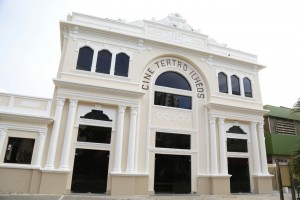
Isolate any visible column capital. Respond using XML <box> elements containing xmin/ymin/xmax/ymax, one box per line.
<box><xmin>218</xmin><ymin>118</ymin><xmax>225</xmax><ymax>124</ymax></box>
<box><xmin>0</xmin><ymin>128</ymin><xmax>7</xmax><ymax>136</ymax></box>
<box><xmin>258</xmin><ymin>122</ymin><xmax>264</xmax><ymax>129</ymax></box>
<box><xmin>130</xmin><ymin>107</ymin><xmax>138</xmax><ymax>115</ymax></box>
<box><xmin>209</xmin><ymin>117</ymin><xmax>216</xmax><ymax>124</ymax></box>
<box><xmin>69</xmin><ymin>99</ymin><xmax>78</xmax><ymax>107</ymax></box>
<box><xmin>39</xmin><ymin>130</ymin><xmax>47</xmax><ymax>138</ymax></box>
<box><xmin>118</xmin><ymin>105</ymin><xmax>126</xmax><ymax>113</ymax></box>
<box><xmin>250</xmin><ymin>121</ymin><xmax>258</xmax><ymax>127</ymax></box>
<box><xmin>56</xmin><ymin>98</ymin><xmax>65</xmax><ymax>106</ymax></box>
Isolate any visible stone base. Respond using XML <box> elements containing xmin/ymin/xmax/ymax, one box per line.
<box><xmin>197</xmin><ymin>175</ymin><xmax>230</xmax><ymax>195</ymax></box>
<box><xmin>39</xmin><ymin>172</ymin><xmax>68</xmax><ymax>194</ymax></box>
<box><xmin>253</xmin><ymin>175</ymin><xmax>273</xmax><ymax>194</ymax></box>
<box><xmin>110</xmin><ymin>174</ymin><xmax>149</xmax><ymax>196</ymax></box>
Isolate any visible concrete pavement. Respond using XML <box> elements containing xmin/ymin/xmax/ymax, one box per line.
<box><xmin>0</xmin><ymin>193</ymin><xmax>293</xmax><ymax>200</ymax></box>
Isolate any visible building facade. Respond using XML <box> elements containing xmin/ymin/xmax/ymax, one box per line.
<box><xmin>264</xmin><ymin>105</ymin><xmax>300</xmax><ymax>164</ymax></box>
<box><xmin>0</xmin><ymin>13</ymin><xmax>273</xmax><ymax>195</ymax></box>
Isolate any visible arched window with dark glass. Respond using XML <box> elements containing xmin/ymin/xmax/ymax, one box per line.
<box><xmin>154</xmin><ymin>71</ymin><xmax>192</xmax><ymax>110</ymax></box>
<box><xmin>231</xmin><ymin>75</ymin><xmax>240</xmax><ymax>95</ymax></box>
<box><xmin>76</xmin><ymin>46</ymin><xmax>94</xmax><ymax>71</ymax></box>
<box><xmin>218</xmin><ymin>72</ymin><xmax>228</xmax><ymax>93</ymax></box>
<box><xmin>96</xmin><ymin>50</ymin><xmax>112</xmax><ymax>74</ymax></box>
<box><xmin>114</xmin><ymin>53</ymin><xmax>129</xmax><ymax>77</ymax></box>
<box><xmin>243</xmin><ymin>77</ymin><xmax>252</xmax><ymax>97</ymax></box>
<box><xmin>155</xmin><ymin>71</ymin><xmax>191</xmax><ymax>91</ymax></box>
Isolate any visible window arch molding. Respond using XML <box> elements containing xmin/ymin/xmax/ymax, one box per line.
<box><xmin>76</xmin><ymin>46</ymin><xmax>94</xmax><ymax>72</ymax></box>
<box><xmin>75</xmin><ymin>43</ymin><xmax>132</xmax><ymax>78</ymax></box>
<box><xmin>152</xmin><ymin>68</ymin><xmax>196</xmax><ymax>110</ymax></box>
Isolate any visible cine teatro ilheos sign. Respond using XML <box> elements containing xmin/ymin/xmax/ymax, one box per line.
<box><xmin>141</xmin><ymin>58</ymin><xmax>205</xmax><ymax>98</ymax></box>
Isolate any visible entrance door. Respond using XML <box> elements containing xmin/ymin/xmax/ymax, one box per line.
<box><xmin>228</xmin><ymin>157</ymin><xmax>251</xmax><ymax>193</ymax></box>
<box><xmin>71</xmin><ymin>149</ymin><xmax>109</xmax><ymax>193</ymax></box>
<box><xmin>154</xmin><ymin>154</ymin><xmax>191</xmax><ymax>194</ymax></box>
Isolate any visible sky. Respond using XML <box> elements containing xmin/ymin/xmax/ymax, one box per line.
<box><xmin>0</xmin><ymin>0</ymin><xmax>299</xmax><ymax>108</ymax></box>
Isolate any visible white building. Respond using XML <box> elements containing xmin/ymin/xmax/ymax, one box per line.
<box><xmin>0</xmin><ymin>13</ymin><xmax>272</xmax><ymax>195</ymax></box>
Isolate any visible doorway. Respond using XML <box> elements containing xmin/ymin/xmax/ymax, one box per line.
<box><xmin>154</xmin><ymin>154</ymin><xmax>191</xmax><ymax>194</ymax></box>
<box><xmin>228</xmin><ymin>157</ymin><xmax>251</xmax><ymax>193</ymax></box>
<box><xmin>71</xmin><ymin>149</ymin><xmax>109</xmax><ymax>193</ymax></box>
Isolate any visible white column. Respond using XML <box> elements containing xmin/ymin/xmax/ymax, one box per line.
<box><xmin>218</xmin><ymin>118</ymin><xmax>227</xmax><ymax>175</ymax></box>
<box><xmin>228</xmin><ymin>75</ymin><xmax>232</xmax><ymax>94</ymax></box>
<box><xmin>209</xmin><ymin>117</ymin><xmax>219</xmax><ymax>175</ymax></box>
<box><xmin>90</xmin><ymin>49</ymin><xmax>98</xmax><ymax>72</ymax></box>
<box><xmin>258</xmin><ymin>122</ymin><xmax>269</xmax><ymax>175</ymax></box>
<box><xmin>110</xmin><ymin>52</ymin><xmax>117</xmax><ymax>75</ymax></box>
<box><xmin>112</xmin><ymin>105</ymin><xmax>126</xmax><ymax>173</ymax></box>
<box><xmin>33</xmin><ymin>130</ymin><xmax>47</xmax><ymax>167</ymax></box>
<box><xmin>126</xmin><ymin>107</ymin><xmax>138</xmax><ymax>173</ymax></box>
<box><xmin>250</xmin><ymin>122</ymin><xmax>262</xmax><ymax>175</ymax></box>
<box><xmin>0</xmin><ymin>128</ymin><xmax>7</xmax><ymax>157</ymax></box>
<box><xmin>59</xmin><ymin>99</ymin><xmax>78</xmax><ymax>170</ymax></box>
<box><xmin>45</xmin><ymin>98</ymin><xmax>65</xmax><ymax>169</ymax></box>
<box><xmin>240</xmin><ymin>77</ymin><xmax>245</xmax><ymax>97</ymax></box>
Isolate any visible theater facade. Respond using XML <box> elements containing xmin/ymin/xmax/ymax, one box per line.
<box><xmin>0</xmin><ymin>13</ymin><xmax>273</xmax><ymax>195</ymax></box>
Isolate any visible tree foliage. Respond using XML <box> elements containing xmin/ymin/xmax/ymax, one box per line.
<box><xmin>291</xmin><ymin>98</ymin><xmax>300</xmax><ymax>178</ymax></box>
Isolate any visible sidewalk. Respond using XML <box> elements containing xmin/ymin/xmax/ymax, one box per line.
<box><xmin>0</xmin><ymin>192</ymin><xmax>293</xmax><ymax>200</ymax></box>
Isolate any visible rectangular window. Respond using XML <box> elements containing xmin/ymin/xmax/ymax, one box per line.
<box><xmin>155</xmin><ymin>132</ymin><xmax>190</xmax><ymax>149</ymax></box>
<box><xmin>4</xmin><ymin>137</ymin><xmax>35</xmax><ymax>164</ymax></box>
<box><xmin>77</xmin><ymin>125</ymin><xmax>112</xmax><ymax>144</ymax></box>
<box><xmin>154</xmin><ymin>91</ymin><xmax>192</xmax><ymax>110</ymax></box>
<box><xmin>227</xmin><ymin>138</ymin><xmax>248</xmax><ymax>153</ymax></box>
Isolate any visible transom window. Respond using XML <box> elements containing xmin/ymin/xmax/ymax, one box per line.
<box><xmin>155</xmin><ymin>132</ymin><xmax>191</xmax><ymax>149</ymax></box>
<box><xmin>154</xmin><ymin>71</ymin><xmax>192</xmax><ymax>110</ymax></box>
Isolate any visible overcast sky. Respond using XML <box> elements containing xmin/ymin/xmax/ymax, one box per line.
<box><xmin>0</xmin><ymin>0</ymin><xmax>299</xmax><ymax>108</ymax></box>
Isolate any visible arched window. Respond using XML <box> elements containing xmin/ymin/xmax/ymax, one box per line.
<box><xmin>155</xmin><ymin>71</ymin><xmax>191</xmax><ymax>91</ymax></box>
<box><xmin>243</xmin><ymin>77</ymin><xmax>252</xmax><ymax>97</ymax></box>
<box><xmin>231</xmin><ymin>75</ymin><xmax>240</xmax><ymax>95</ymax></box>
<box><xmin>226</xmin><ymin>126</ymin><xmax>246</xmax><ymax>134</ymax></box>
<box><xmin>96</xmin><ymin>50</ymin><xmax>112</xmax><ymax>74</ymax></box>
<box><xmin>154</xmin><ymin>71</ymin><xmax>192</xmax><ymax>110</ymax></box>
<box><xmin>218</xmin><ymin>72</ymin><xmax>228</xmax><ymax>93</ymax></box>
<box><xmin>114</xmin><ymin>53</ymin><xmax>129</xmax><ymax>77</ymax></box>
<box><xmin>76</xmin><ymin>46</ymin><xmax>93</xmax><ymax>71</ymax></box>
<box><xmin>80</xmin><ymin>110</ymin><xmax>112</xmax><ymax>121</ymax></box>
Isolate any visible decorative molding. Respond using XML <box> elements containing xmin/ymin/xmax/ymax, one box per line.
<box><xmin>149</xmin><ymin>147</ymin><xmax>197</xmax><ymax>155</ymax></box>
<box><xmin>77</xmin><ymin>118</ymin><xmax>113</xmax><ymax>129</ymax></box>
<box><xmin>118</xmin><ymin>105</ymin><xmax>126</xmax><ymax>113</ymax></box>
<box><xmin>56</xmin><ymin>98</ymin><xmax>65</xmax><ymax>107</ymax></box>
<box><xmin>150</xmin><ymin>126</ymin><xmax>196</xmax><ymax>135</ymax></box>
<box><xmin>76</xmin><ymin>142</ymin><xmax>111</xmax><ymax>151</ymax></box>
<box><xmin>156</xmin><ymin>111</ymin><xmax>191</xmax><ymax>122</ymax></box>
<box><xmin>0</xmin><ymin>123</ymin><xmax>47</xmax><ymax>133</ymax></box>
<box><xmin>69</xmin><ymin>99</ymin><xmax>78</xmax><ymax>107</ymax></box>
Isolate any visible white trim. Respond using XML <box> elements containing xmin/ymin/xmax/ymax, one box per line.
<box><xmin>76</xmin><ymin>118</ymin><xmax>113</xmax><ymax>129</ymax></box>
<box><xmin>149</xmin><ymin>147</ymin><xmax>197</xmax><ymax>155</ymax></box>
<box><xmin>110</xmin><ymin>172</ymin><xmax>149</xmax><ymax>176</ymax></box>
<box><xmin>0</xmin><ymin>123</ymin><xmax>47</xmax><ymax>133</ymax></box>
<box><xmin>76</xmin><ymin>142</ymin><xmax>111</xmax><ymax>151</ymax></box>
<box><xmin>150</xmin><ymin>126</ymin><xmax>196</xmax><ymax>135</ymax></box>
<box><xmin>0</xmin><ymin>163</ymin><xmax>40</xmax><ymax>170</ymax></box>
<box><xmin>227</xmin><ymin>152</ymin><xmax>249</xmax><ymax>158</ymax></box>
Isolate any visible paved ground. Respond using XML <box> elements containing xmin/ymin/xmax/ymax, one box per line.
<box><xmin>0</xmin><ymin>192</ymin><xmax>294</xmax><ymax>200</ymax></box>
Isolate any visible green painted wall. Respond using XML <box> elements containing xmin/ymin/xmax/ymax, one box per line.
<box><xmin>265</xmin><ymin>133</ymin><xmax>300</xmax><ymax>155</ymax></box>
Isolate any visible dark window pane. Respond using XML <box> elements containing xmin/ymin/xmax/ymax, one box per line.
<box><xmin>218</xmin><ymin>72</ymin><xmax>228</xmax><ymax>93</ymax></box>
<box><xmin>156</xmin><ymin>132</ymin><xmax>190</xmax><ymax>149</ymax></box>
<box><xmin>155</xmin><ymin>72</ymin><xmax>191</xmax><ymax>91</ymax></box>
<box><xmin>4</xmin><ymin>137</ymin><xmax>35</xmax><ymax>164</ymax></box>
<box><xmin>80</xmin><ymin>110</ymin><xmax>112</xmax><ymax>121</ymax></box>
<box><xmin>96</xmin><ymin>50</ymin><xmax>112</xmax><ymax>74</ymax></box>
<box><xmin>76</xmin><ymin>47</ymin><xmax>94</xmax><ymax>71</ymax></box>
<box><xmin>226</xmin><ymin>126</ymin><xmax>246</xmax><ymax>134</ymax></box>
<box><xmin>243</xmin><ymin>77</ymin><xmax>252</xmax><ymax>97</ymax></box>
<box><xmin>114</xmin><ymin>53</ymin><xmax>129</xmax><ymax>77</ymax></box>
<box><xmin>227</xmin><ymin>138</ymin><xmax>248</xmax><ymax>152</ymax></box>
<box><xmin>154</xmin><ymin>91</ymin><xmax>191</xmax><ymax>109</ymax></box>
<box><xmin>77</xmin><ymin>125</ymin><xmax>112</xmax><ymax>144</ymax></box>
<box><xmin>231</xmin><ymin>75</ymin><xmax>240</xmax><ymax>95</ymax></box>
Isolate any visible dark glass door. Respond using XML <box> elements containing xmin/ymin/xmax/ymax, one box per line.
<box><xmin>228</xmin><ymin>157</ymin><xmax>251</xmax><ymax>193</ymax></box>
<box><xmin>71</xmin><ymin>149</ymin><xmax>109</xmax><ymax>193</ymax></box>
<box><xmin>154</xmin><ymin>154</ymin><xmax>191</xmax><ymax>194</ymax></box>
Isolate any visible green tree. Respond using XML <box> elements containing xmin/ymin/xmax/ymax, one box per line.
<box><xmin>291</xmin><ymin>98</ymin><xmax>300</xmax><ymax>178</ymax></box>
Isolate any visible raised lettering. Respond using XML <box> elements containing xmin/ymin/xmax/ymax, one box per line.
<box><xmin>144</xmin><ymin>73</ymin><xmax>152</xmax><ymax>80</ymax></box>
<box><xmin>166</xmin><ymin>59</ymin><xmax>171</xmax><ymax>66</ymax></box>
<box><xmin>155</xmin><ymin>62</ymin><xmax>160</xmax><ymax>68</ymax></box>
<box><xmin>198</xmin><ymin>94</ymin><xmax>205</xmax><ymax>98</ymax></box>
<box><xmin>142</xmin><ymin>85</ymin><xmax>149</xmax><ymax>90</ymax></box>
<box><xmin>161</xmin><ymin>60</ymin><xmax>166</xmax><ymax>67</ymax></box>
<box><xmin>177</xmin><ymin>61</ymin><xmax>182</xmax><ymax>68</ymax></box>
<box><xmin>183</xmin><ymin>64</ymin><xmax>188</xmax><ymax>71</ymax></box>
<box><xmin>147</xmin><ymin>68</ymin><xmax>154</xmax><ymax>74</ymax></box>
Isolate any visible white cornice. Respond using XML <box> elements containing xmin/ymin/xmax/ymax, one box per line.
<box><xmin>60</xmin><ymin>13</ymin><xmax>266</xmax><ymax>70</ymax></box>
<box><xmin>0</xmin><ymin>112</ymin><xmax>53</xmax><ymax>124</ymax></box>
